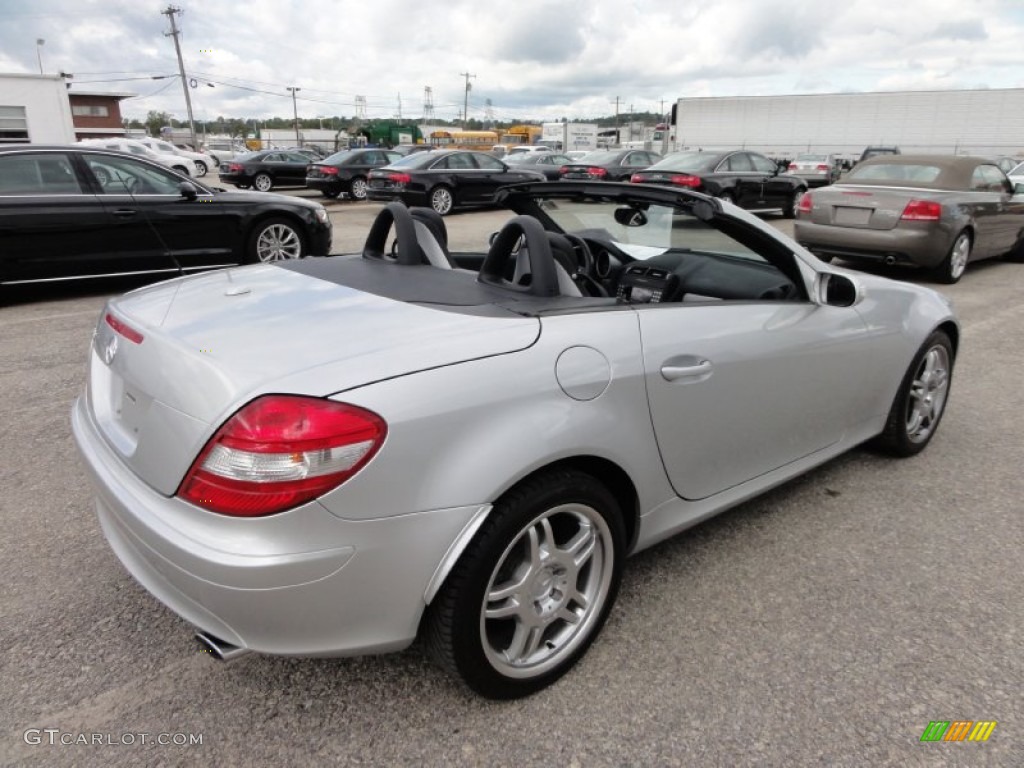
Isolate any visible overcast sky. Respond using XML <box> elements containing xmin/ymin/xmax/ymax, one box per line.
<box><xmin>2</xmin><ymin>0</ymin><xmax>1023</xmax><ymax>124</ymax></box>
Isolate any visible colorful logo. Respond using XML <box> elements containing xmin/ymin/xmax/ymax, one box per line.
<box><xmin>920</xmin><ymin>721</ymin><xmax>997</xmax><ymax>742</ymax></box>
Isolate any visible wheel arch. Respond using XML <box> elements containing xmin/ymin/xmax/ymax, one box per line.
<box><xmin>936</xmin><ymin>319</ymin><xmax>960</xmax><ymax>359</ymax></box>
<box><xmin>422</xmin><ymin>454</ymin><xmax>640</xmax><ymax>612</ymax></box>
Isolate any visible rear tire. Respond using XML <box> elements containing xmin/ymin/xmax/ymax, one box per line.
<box><xmin>933</xmin><ymin>231</ymin><xmax>971</xmax><ymax>284</ymax></box>
<box><xmin>424</xmin><ymin>468</ymin><xmax>625</xmax><ymax>699</ymax></box>
<box><xmin>193</xmin><ymin>160</ymin><xmax>208</xmax><ymax>177</ymax></box>
<box><xmin>871</xmin><ymin>330</ymin><xmax>953</xmax><ymax>457</ymax></box>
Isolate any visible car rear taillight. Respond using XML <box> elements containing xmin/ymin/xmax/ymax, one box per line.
<box><xmin>178</xmin><ymin>395</ymin><xmax>387</xmax><ymax>517</ymax></box>
<box><xmin>560</xmin><ymin>166</ymin><xmax>570</xmax><ymax>175</ymax></box>
<box><xmin>227</xmin><ymin>163</ymin><xmax>243</xmax><ymax>172</ymax></box>
<box><xmin>105</xmin><ymin>312</ymin><xmax>144</xmax><ymax>344</ymax></box>
<box><xmin>816</xmin><ymin>164</ymin><xmax>829</xmax><ymax>171</ymax></box>
<box><xmin>900</xmin><ymin>200</ymin><xmax>942</xmax><ymax>221</ymax></box>
<box><xmin>788</xmin><ymin>163</ymin><xmax>798</xmax><ymax>170</ymax></box>
<box><xmin>387</xmin><ymin>172</ymin><xmax>411</xmax><ymax>184</ymax></box>
<box><xmin>588</xmin><ymin>167</ymin><xmax>607</xmax><ymax>178</ymax></box>
<box><xmin>797</xmin><ymin>191</ymin><xmax>813</xmax><ymax>215</ymax></box>
<box><xmin>319</xmin><ymin>166</ymin><xmax>338</xmax><ymax>176</ymax></box>
<box><xmin>669</xmin><ymin>173</ymin><xmax>701</xmax><ymax>188</ymax></box>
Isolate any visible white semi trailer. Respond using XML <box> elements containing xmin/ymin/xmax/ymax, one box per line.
<box><xmin>669</xmin><ymin>88</ymin><xmax>1024</xmax><ymax>160</ymax></box>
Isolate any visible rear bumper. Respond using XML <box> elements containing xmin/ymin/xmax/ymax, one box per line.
<box><xmin>71</xmin><ymin>396</ymin><xmax>485</xmax><ymax>657</ymax></box>
<box><xmin>794</xmin><ymin>219</ymin><xmax>953</xmax><ymax>268</ymax></box>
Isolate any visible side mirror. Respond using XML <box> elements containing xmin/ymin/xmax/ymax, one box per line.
<box><xmin>178</xmin><ymin>181</ymin><xmax>198</xmax><ymax>201</ymax></box>
<box><xmin>819</xmin><ymin>272</ymin><xmax>861</xmax><ymax>308</ymax></box>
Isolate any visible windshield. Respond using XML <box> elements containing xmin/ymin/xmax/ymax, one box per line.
<box><xmin>323</xmin><ymin>150</ymin><xmax>354</xmax><ymax>164</ymax></box>
<box><xmin>846</xmin><ymin>163</ymin><xmax>943</xmax><ymax>184</ymax></box>
<box><xmin>536</xmin><ymin>195</ymin><xmax>764</xmax><ymax>263</ymax></box>
<box><xmin>647</xmin><ymin>152</ymin><xmax>713</xmax><ymax>172</ymax></box>
<box><xmin>795</xmin><ymin>154</ymin><xmax>827</xmax><ymax>162</ymax></box>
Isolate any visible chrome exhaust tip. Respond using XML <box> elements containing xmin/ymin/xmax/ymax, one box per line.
<box><xmin>195</xmin><ymin>630</ymin><xmax>251</xmax><ymax>661</ymax></box>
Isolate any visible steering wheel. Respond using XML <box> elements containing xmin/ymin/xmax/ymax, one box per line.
<box><xmin>561</xmin><ymin>233</ymin><xmax>608</xmax><ymax>297</ymax></box>
<box><xmin>479</xmin><ymin>215</ymin><xmax>560</xmax><ymax>297</ymax></box>
<box><xmin>362</xmin><ymin>202</ymin><xmax>425</xmax><ymax>265</ymax></box>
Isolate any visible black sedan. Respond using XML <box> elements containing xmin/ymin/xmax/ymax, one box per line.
<box><xmin>366</xmin><ymin>150</ymin><xmax>546</xmax><ymax>215</ymax></box>
<box><xmin>218</xmin><ymin>149</ymin><xmax>312</xmax><ymax>192</ymax></box>
<box><xmin>0</xmin><ymin>145</ymin><xmax>332</xmax><ymax>286</ymax></box>
<box><xmin>558</xmin><ymin>149</ymin><xmax>661</xmax><ymax>182</ymax></box>
<box><xmin>629</xmin><ymin>150</ymin><xmax>808</xmax><ymax>218</ymax></box>
<box><xmin>504</xmin><ymin>151</ymin><xmax>575</xmax><ymax>180</ymax></box>
<box><xmin>306</xmin><ymin>148</ymin><xmax>403</xmax><ymax>200</ymax></box>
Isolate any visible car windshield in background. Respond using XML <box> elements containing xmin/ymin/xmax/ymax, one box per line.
<box><xmin>846</xmin><ymin>163</ymin><xmax>944</xmax><ymax>185</ymax></box>
<box><xmin>795</xmin><ymin>154</ymin><xmax>828</xmax><ymax>162</ymax></box>
<box><xmin>571</xmin><ymin>151</ymin><xmax>622</xmax><ymax>165</ymax></box>
<box><xmin>537</xmin><ymin>196</ymin><xmax>765</xmax><ymax>263</ymax></box>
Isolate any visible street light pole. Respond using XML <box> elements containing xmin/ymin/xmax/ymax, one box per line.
<box><xmin>287</xmin><ymin>86</ymin><xmax>301</xmax><ymax>146</ymax></box>
<box><xmin>36</xmin><ymin>39</ymin><xmax>45</xmax><ymax>74</ymax></box>
<box><xmin>460</xmin><ymin>72</ymin><xmax>476</xmax><ymax>130</ymax></box>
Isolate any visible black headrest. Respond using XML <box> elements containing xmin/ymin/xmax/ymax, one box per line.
<box><xmin>362</xmin><ymin>202</ymin><xmax>425</xmax><ymax>265</ymax></box>
<box><xmin>409</xmin><ymin>207</ymin><xmax>449</xmax><ymax>252</ymax></box>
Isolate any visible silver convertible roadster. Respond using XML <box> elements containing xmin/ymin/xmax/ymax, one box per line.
<box><xmin>72</xmin><ymin>183</ymin><xmax>958</xmax><ymax>699</ymax></box>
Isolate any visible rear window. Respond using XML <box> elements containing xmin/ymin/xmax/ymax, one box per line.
<box><xmin>846</xmin><ymin>163</ymin><xmax>943</xmax><ymax>184</ymax></box>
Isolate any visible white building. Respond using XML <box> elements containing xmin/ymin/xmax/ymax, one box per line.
<box><xmin>0</xmin><ymin>73</ymin><xmax>76</xmax><ymax>144</ymax></box>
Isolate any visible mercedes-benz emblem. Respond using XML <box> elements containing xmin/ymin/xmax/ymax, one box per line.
<box><xmin>102</xmin><ymin>335</ymin><xmax>119</xmax><ymax>365</ymax></box>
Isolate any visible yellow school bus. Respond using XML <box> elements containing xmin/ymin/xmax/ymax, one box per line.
<box><xmin>500</xmin><ymin>125</ymin><xmax>543</xmax><ymax>146</ymax></box>
<box><xmin>429</xmin><ymin>130</ymin><xmax>501</xmax><ymax>149</ymax></box>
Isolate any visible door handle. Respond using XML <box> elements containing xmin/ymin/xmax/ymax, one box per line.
<box><xmin>112</xmin><ymin>209</ymin><xmax>138</xmax><ymax>218</ymax></box>
<box><xmin>660</xmin><ymin>359</ymin><xmax>713</xmax><ymax>382</ymax></box>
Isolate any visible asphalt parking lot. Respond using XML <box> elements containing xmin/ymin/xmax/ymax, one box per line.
<box><xmin>2</xmin><ymin>200</ymin><xmax>1022</xmax><ymax>766</ymax></box>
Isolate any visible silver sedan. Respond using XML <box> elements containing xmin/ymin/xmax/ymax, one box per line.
<box><xmin>73</xmin><ymin>182</ymin><xmax>959</xmax><ymax>699</ymax></box>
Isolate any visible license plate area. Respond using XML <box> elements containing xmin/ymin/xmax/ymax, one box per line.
<box><xmin>833</xmin><ymin>206</ymin><xmax>872</xmax><ymax>226</ymax></box>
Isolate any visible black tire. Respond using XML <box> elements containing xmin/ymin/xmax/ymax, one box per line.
<box><xmin>245</xmin><ymin>217</ymin><xmax>305</xmax><ymax>263</ymax></box>
<box><xmin>784</xmin><ymin>187</ymin><xmax>807</xmax><ymax>219</ymax></box>
<box><xmin>429</xmin><ymin>185</ymin><xmax>454</xmax><ymax>215</ymax></box>
<box><xmin>424</xmin><ymin>468</ymin><xmax>625</xmax><ymax>699</ymax></box>
<box><xmin>193</xmin><ymin>160</ymin><xmax>208</xmax><ymax>177</ymax></box>
<box><xmin>871</xmin><ymin>330</ymin><xmax>954</xmax><ymax>457</ymax></box>
<box><xmin>932</xmin><ymin>231</ymin><xmax>971</xmax><ymax>284</ymax></box>
<box><xmin>348</xmin><ymin>176</ymin><xmax>368</xmax><ymax>201</ymax></box>
<box><xmin>253</xmin><ymin>172</ymin><xmax>273</xmax><ymax>192</ymax></box>
<box><xmin>172</xmin><ymin>165</ymin><xmax>190</xmax><ymax>176</ymax></box>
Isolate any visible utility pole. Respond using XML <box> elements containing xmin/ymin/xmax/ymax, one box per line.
<box><xmin>287</xmin><ymin>87</ymin><xmax>301</xmax><ymax>145</ymax></box>
<box><xmin>612</xmin><ymin>96</ymin><xmax>621</xmax><ymax>147</ymax></box>
<box><xmin>36</xmin><ymin>39</ymin><xmax>45</xmax><ymax>74</ymax></box>
<box><xmin>161</xmin><ymin>6</ymin><xmax>197</xmax><ymax>149</ymax></box>
<box><xmin>460</xmin><ymin>72</ymin><xmax>476</xmax><ymax>129</ymax></box>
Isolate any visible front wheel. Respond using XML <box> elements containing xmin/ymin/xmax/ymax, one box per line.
<box><xmin>784</xmin><ymin>188</ymin><xmax>806</xmax><ymax>219</ymax></box>
<box><xmin>246</xmin><ymin>217</ymin><xmax>305</xmax><ymax>263</ymax></box>
<box><xmin>429</xmin><ymin>185</ymin><xmax>454</xmax><ymax>215</ymax></box>
<box><xmin>193</xmin><ymin>160</ymin><xmax>208</xmax><ymax>177</ymax></box>
<box><xmin>253</xmin><ymin>172</ymin><xmax>273</xmax><ymax>192</ymax></box>
<box><xmin>424</xmin><ymin>469</ymin><xmax>625</xmax><ymax>699</ymax></box>
<box><xmin>933</xmin><ymin>231</ymin><xmax>971</xmax><ymax>284</ymax></box>
<box><xmin>348</xmin><ymin>176</ymin><xmax>368</xmax><ymax>201</ymax></box>
<box><xmin>871</xmin><ymin>330</ymin><xmax>953</xmax><ymax>457</ymax></box>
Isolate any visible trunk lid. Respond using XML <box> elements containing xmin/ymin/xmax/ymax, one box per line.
<box><xmin>87</xmin><ymin>264</ymin><xmax>539</xmax><ymax>494</ymax></box>
<box><xmin>807</xmin><ymin>185</ymin><xmax>947</xmax><ymax>230</ymax></box>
